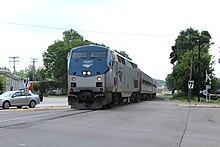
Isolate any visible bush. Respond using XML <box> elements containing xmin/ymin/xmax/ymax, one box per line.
<box><xmin>172</xmin><ymin>91</ymin><xmax>186</xmax><ymax>98</ymax></box>
<box><xmin>33</xmin><ymin>81</ymin><xmax>66</xmax><ymax>96</ymax></box>
<box><xmin>200</xmin><ymin>98</ymin><xmax>206</xmax><ymax>103</ymax></box>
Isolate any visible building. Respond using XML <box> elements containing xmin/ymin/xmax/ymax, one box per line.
<box><xmin>0</xmin><ymin>69</ymin><xmax>23</xmax><ymax>93</ymax></box>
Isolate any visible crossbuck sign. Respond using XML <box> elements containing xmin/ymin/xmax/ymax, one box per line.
<box><xmin>188</xmin><ymin>80</ymin><xmax>194</xmax><ymax>89</ymax></box>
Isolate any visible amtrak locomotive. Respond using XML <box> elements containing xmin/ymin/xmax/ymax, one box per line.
<box><xmin>67</xmin><ymin>45</ymin><xmax>156</xmax><ymax>109</ymax></box>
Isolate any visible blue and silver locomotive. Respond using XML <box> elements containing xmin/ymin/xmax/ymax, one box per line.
<box><xmin>67</xmin><ymin>45</ymin><xmax>156</xmax><ymax>109</ymax></box>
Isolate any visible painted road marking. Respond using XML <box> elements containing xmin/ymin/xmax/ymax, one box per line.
<box><xmin>0</xmin><ymin>105</ymin><xmax>70</xmax><ymax>112</ymax></box>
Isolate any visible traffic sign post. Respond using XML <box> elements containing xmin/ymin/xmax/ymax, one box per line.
<box><xmin>23</xmin><ymin>78</ymin><xmax>29</xmax><ymax>109</ymax></box>
<box><xmin>188</xmin><ymin>80</ymin><xmax>194</xmax><ymax>105</ymax></box>
<box><xmin>24</xmin><ymin>88</ymin><xmax>29</xmax><ymax>109</ymax></box>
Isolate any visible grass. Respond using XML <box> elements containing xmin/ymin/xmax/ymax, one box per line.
<box><xmin>170</xmin><ymin>94</ymin><xmax>220</xmax><ymax>104</ymax></box>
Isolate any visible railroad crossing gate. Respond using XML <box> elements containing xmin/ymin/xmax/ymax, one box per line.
<box><xmin>188</xmin><ymin>80</ymin><xmax>194</xmax><ymax>89</ymax></box>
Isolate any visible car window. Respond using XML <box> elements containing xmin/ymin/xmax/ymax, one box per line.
<box><xmin>21</xmin><ymin>91</ymin><xmax>31</xmax><ymax>96</ymax></box>
<box><xmin>13</xmin><ymin>92</ymin><xmax>22</xmax><ymax>97</ymax></box>
<box><xmin>25</xmin><ymin>92</ymin><xmax>31</xmax><ymax>96</ymax></box>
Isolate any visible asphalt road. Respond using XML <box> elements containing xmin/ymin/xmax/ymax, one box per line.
<box><xmin>0</xmin><ymin>95</ymin><xmax>220</xmax><ymax>147</ymax></box>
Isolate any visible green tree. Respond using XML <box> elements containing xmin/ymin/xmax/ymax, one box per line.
<box><xmin>169</xmin><ymin>27</ymin><xmax>215</xmax><ymax>95</ymax></box>
<box><xmin>165</xmin><ymin>74</ymin><xmax>175</xmax><ymax>93</ymax></box>
<box><xmin>33</xmin><ymin>81</ymin><xmax>65</xmax><ymax>95</ymax></box>
<box><xmin>42</xmin><ymin>29</ymin><xmax>102</xmax><ymax>92</ymax></box>
<box><xmin>16</xmin><ymin>66</ymin><xmax>45</xmax><ymax>81</ymax></box>
<box><xmin>210</xmin><ymin>77</ymin><xmax>219</xmax><ymax>93</ymax></box>
<box><xmin>16</xmin><ymin>70</ymin><xmax>26</xmax><ymax>78</ymax></box>
<box><xmin>155</xmin><ymin>79</ymin><xmax>165</xmax><ymax>86</ymax></box>
<box><xmin>36</xmin><ymin>67</ymin><xmax>47</xmax><ymax>81</ymax></box>
<box><xmin>0</xmin><ymin>77</ymin><xmax>4</xmax><ymax>93</ymax></box>
<box><xmin>170</xmin><ymin>27</ymin><xmax>211</xmax><ymax>64</ymax></box>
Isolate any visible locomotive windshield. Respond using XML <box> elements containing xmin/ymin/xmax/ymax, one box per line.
<box><xmin>72</xmin><ymin>51</ymin><xmax>106</xmax><ymax>58</ymax></box>
<box><xmin>90</xmin><ymin>52</ymin><xmax>106</xmax><ymax>58</ymax></box>
<box><xmin>72</xmin><ymin>52</ymin><xmax>87</xmax><ymax>58</ymax></box>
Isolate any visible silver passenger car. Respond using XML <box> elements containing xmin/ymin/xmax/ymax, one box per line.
<box><xmin>0</xmin><ymin>90</ymin><xmax>42</xmax><ymax>109</ymax></box>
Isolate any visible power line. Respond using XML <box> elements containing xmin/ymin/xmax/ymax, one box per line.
<box><xmin>1</xmin><ymin>21</ymin><xmax>220</xmax><ymax>38</ymax></box>
<box><xmin>0</xmin><ymin>21</ymin><xmax>175</xmax><ymax>37</ymax></box>
<box><xmin>0</xmin><ymin>21</ymin><xmax>65</xmax><ymax>30</ymax></box>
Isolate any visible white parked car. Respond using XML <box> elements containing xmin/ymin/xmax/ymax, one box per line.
<box><xmin>0</xmin><ymin>90</ymin><xmax>43</xmax><ymax>109</ymax></box>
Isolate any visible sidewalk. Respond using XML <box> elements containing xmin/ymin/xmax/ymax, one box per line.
<box><xmin>36</xmin><ymin>97</ymin><xmax>68</xmax><ymax>108</ymax></box>
<box><xmin>178</xmin><ymin>102</ymin><xmax>220</xmax><ymax>108</ymax></box>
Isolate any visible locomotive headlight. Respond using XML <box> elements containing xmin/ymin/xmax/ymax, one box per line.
<box><xmin>97</xmin><ymin>77</ymin><xmax>102</xmax><ymax>81</ymax></box>
<box><xmin>87</xmin><ymin>71</ymin><xmax>91</xmax><ymax>75</ymax></box>
<box><xmin>82</xmin><ymin>71</ymin><xmax>87</xmax><ymax>75</ymax></box>
<box><xmin>82</xmin><ymin>71</ymin><xmax>91</xmax><ymax>76</ymax></box>
<box><xmin>72</xmin><ymin>77</ymin><xmax>76</xmax><ymax>81</ymax></box>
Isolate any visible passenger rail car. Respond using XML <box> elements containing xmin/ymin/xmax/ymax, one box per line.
<box><xmin>67</xmin><ymin>45</ymin><xmax>156</xmax><ymax>109</ymax></box>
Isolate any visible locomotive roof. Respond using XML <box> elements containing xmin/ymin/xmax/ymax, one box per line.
<box><xmin>71</xmin><ymin>45</ymin><xmax>109</xmax><ymax>52</ymax></box>
<box><xmin>70</xmin><ymin>45</ymin><xmax>138</xmax><ymax>69</ymax></box>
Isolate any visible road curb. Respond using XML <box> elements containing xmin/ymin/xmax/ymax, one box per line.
<box><xmin>0</xmin><ymin>105</ymin><xmax>70</xmax><ymax>111</ymax></box>
<box><xmin>177</xmin><ymin>104</ymin><xmax>220</xmax><ymax>108</ymax></box>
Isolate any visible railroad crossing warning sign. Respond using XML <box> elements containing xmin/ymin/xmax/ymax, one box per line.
<box><xmin>188</xmin><ymin>80</ymin><xmax>194</xmax><ymax>89</ymax></box>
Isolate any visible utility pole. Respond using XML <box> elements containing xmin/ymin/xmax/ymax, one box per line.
<box><xmin>30</xmin><ymin>58</ymin><xmax>37</xmax><ymax>87</ymax></box>
<box><xmin>188</xmin><ymin>49</ymin><xmax>194</xmax><ymax>105</ymax></box>
<box><xmin>219</xmin><ymin>47</ymin><xmax>220</xmax><ymax>64</ymax></box>
<box><xmin>198</xmin><ymin>37</ymin><xmax>201</xmax><ymax>102</ymax></box>
<box><xmin>9</xmin><ymin>56</ymin><xmax>19</xmax><ymax>74</ymax></box>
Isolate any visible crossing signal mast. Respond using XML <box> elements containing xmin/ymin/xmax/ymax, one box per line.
<box><xmin>205</xmin><ymin>70</ymin><xmax>211</xmax><ymax>102</ymax></box>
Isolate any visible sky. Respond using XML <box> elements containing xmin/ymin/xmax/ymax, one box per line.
<box><xmin>0</xmin><ymin>0</ymin><xmax>220</xmax><ymax>80</ymax></box>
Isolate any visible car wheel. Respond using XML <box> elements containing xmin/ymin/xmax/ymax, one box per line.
<box><xmin>3</xmin><ymin>101</ymin><xmax>10</xmax><ymax>109</ymax></box>
<box><xmin>29</xmin><ymin>100</ymin><xmax>36</xmax><ymax>108</ymax></box>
